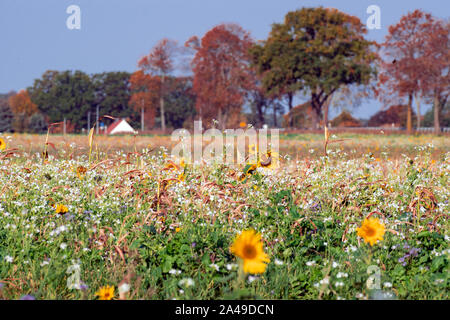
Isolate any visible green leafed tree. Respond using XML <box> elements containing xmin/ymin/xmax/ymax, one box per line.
<box><xmin>251</xmin><ymin>7</ymin><xmax>379</xmax><ymax>129</ymax></box>
<box><xmin>163</xmin><ymin>76</ymin><xmax>196</xmax><ymax>129</ymax></box>
<box><xmin>0</xmin><ymin>92</ymin><xmax>15</xmax><ymax>132</ymax></box>
<box><xmin>28</xmin><ymin>113</ymin><xmax>48</xmax><ymax>133</ymax></box>
<box><xmin>92</xmin><ymin>71</ymin><xmax>140</xmax><ymax>129</ymax></box>
<box><xmin>28</xmin><ymin>70</ymin><xmax>95</xmax><ymax>131</ymax></box>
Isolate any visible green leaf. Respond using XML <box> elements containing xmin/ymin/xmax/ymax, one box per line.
<box><xmin>162</xmin><ymin>257</ymin><xmax>173</xmax><ymax>273</ymax></box>
<box><xmin>129</xmin><ymin>240</ymin><xmax>141</xmax><ymax>250</ymax></box>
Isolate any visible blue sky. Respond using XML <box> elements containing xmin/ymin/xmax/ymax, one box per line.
<box><xmin>0</xmin><ymin>0</ymin><xmax>448</xmax><ymax>119</ymax></box>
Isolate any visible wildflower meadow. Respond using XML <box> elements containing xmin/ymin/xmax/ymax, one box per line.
<box><xmin>0</xmin><ymin>132</ymin><xmax>448</xmax><ymax>300</ymax></box>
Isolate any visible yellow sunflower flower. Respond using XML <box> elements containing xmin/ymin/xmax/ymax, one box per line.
<box><xmin>164</xmin><ymin>162</ymin><xmax>178</xmax><ymax>171</ymax></box>
<box><xmin>230</xmin><ymin>229</ymin><xmax>270</xmax><ymax>274</ymax></box>
<box><xmin>258</xmin><ymin>151</ymin><xmax>279</xmax><ymax>170</ymax></box>
<box><xmin>76</xmin><ymin>166</ymin><xmax>87</xmax><ymax>180</ymax></box>
<box><xmin>245</xmin><ymin>163</ymin><xmax>258</xmax><ymax>175</ymax></box>
<box><xmin>164</xmin><ymin>158</ymin><xmax>186</xmax><ymax>172</ymax></box>
<box><xmin>356</xmin><ymin>217</ymin><xmax>386</xmax><ymax>246</ymax></box>
<box><xmin>55</xmin><ymin>204</ymin><xmax>68</xmax><ymax>215</ymax></box>
<box><xmin>0</xmin><ymin>138</ymin><xmax>6</xmax><ymax>151</ymax></box>
<box><xmin>248</xmin><ymin>144</ymin><xmax>258</xmax><ymax>155</ymax></box>
<box><xmin>238</xmin><ymin>173</ymin><xmax>250</xmax><ymax>182</ymax></box>
<box><xmin>96</xmin><ymin>285</ymin><xmax>115</xmax><ymax>300</ymax></box>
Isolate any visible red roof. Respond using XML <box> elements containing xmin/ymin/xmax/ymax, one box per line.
<box><xmin>105</xmin><ymin>119</ymin><xmax>122</xmax><ymax>135</ymax></box>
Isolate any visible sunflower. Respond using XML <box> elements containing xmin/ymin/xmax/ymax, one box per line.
<box><xmin>238</xmin><ymin>173</ymin><xmax>251</xmax><ymax>182</ymax></box>
<box><xmin>238</xmin><ymin>163</ymin><xmax>257</xmax><ymax>182</ymax></box>
<box><xmin>177</xmin><ymin>172</ymin><xmax>185</xmax><ymax>182</ymax></box>
<box><xmin>248</xmin><ymin>144</ymin><xmax>258</xmax><ymax>155</ymax></box>
<box><xmin>164</xmin><ymin>161</ymin><xmax>179</xmax><ymax>171</ymax></box>
<box><xmin>95</xmin><ymin>285</ymin><xmax>115</xmax><ymax>300</ymax></box>
<box><xmin>0</xmin><ymin>138</ymin><xmax>6</xmax><ymax>151</ymax></box>
<box><xmin>55</xmin><ymin>204</ymin><xmax>68</xmax><ymax>215</ymax></box>
<box><xmin>76</xmin><ymin>166</ymin><xmax>87</xmax><ymax>180</ymax></box>
<box><xmin>164</xmin><ymin>158</ymin><xmax>186</xmax><ymax>172</ymax></box>
<box><xmin>230</xmin><ymin>229</ymin><xmax>270</xmax><ymax>274</ymax></box>
<box><xmin>356</xmin><ymin>217</ymin><xmax>386</xmax><ymax>246</ymax></box>
<box><xmin>244</xmin><ymin>163</ymin><xmax>258</xmax><ymax>175</ymax></box>
<box><xmin>258</xmin><ymin>150</ymin><xmax>279</xmax><ymax>170</ymax></box>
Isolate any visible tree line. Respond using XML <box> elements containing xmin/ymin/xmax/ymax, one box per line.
<box><xmin>0</xmin><ymin>7</ymin><xmax>448</xmax><ymax>134</ymax></box>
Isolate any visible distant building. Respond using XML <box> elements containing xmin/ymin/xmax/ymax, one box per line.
<box><xmin>105</xmin><ymin>119</ymin><xmax>136</xmax><ymax>135</ymax></box>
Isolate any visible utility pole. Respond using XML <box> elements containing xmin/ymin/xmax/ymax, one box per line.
<box><xmin>87</xmin><ymin>111</ymin><xmax>91</xmax><ymax>133</ymax></box>
<box><xmin>96</xmin><ymin>105</ymin><xmax>99</xmax><ymax>134</ymax></box>
<box><xmin>141</xmin><ymin>107</ymin><xmax>144</xmax><ymax>132</ymax></box>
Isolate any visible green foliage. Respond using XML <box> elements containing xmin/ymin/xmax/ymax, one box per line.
<box><xmin>28</xmin><ymin>70</ymin><xmax>95</xmax><ymax>131</ymax></box>
<box><xmin>92</xmin><ymin>72</ymin><xmax>140</xmax><ymax>129</ymax></box>
<box><xmin>27</xmin><ymin>70</ymin><xmax>197</xmax><ymax>132</ymax></box>
<box><xmin>28</xmin><ymin>113</ymin><xmax>48</xmax><ymax>133</ymax></box>
<box><xmin>163</xmin><ymin>77</ymin><xmax>196</xmax><ymax>129</ymax></box>
<box><xmin>0</xmin><ymin>136</ymin><xmax>448</xmax><ymax>300</ymax></box>
<box><xmin>251</xmin><ymin>7</ymin><xmax>378</xmax><ymax>127</ymax></box>
<box><xmin>0</xmin><ymin>93</ymin><xmax>15</xmax><ymax>132</ymax></box>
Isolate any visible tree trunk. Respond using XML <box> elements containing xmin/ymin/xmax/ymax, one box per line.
<box><xmin>141</xmin><ymin>107</ymin><xmax>144</xmax><ymax>131</ymax></box>
<box><xmin>216</xmin><ymin>109</ymin><xmax>228</xmax><ymax>131</ymax></box>
<box><xmin>287</xmin><ymin>92</ymin><xmax>293</xmax><ymax>127</ymax></box>
<box><xmin>311</xmin><ymin>91</ymin><xmax>322</xmax><ymax>130</ymax></box>
<box><xmin>160</xmin><ymin>96</ymin><xmax>165</xmax><ymax>131</ymax></box>
<box><xmin>434</xmin><ymin>91</ymin><xmax>440</xmax><ymax>134</ymax></box>
<box><xmin>323</xmin><ymin>94</ymin><xmax>332</xmax><ymax>128</ymax></box>
<box><xmin>414</xmin><ymin>93</ymin><xmax>421</xmax><ymax>129</ymax></box>
<box><xmin>273</xmin><ymin>105</ymin><xmax>277</xmax><ymax>127</ymax></box>
<box><xmin>406</xmin><ymin>93</ymin><xmax>412</xmax><ymax>134</ymax></box>
<box><xmin>256</xmin><ymin>101</ymin><xmax>264</xmax><ymax>128</ymax></box>
<box><xmin>160</xmin><ymin>75</ymin><xmax>166</xmax><ymax>131</ymax></box>
<box><xmin>287</xmin><ymin>92</ymin><xmax>293</xmax><ymax>111</ymax></box>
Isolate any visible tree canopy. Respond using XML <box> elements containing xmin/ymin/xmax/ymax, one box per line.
<box><xmin>28</xmin><ymin>70</ymin><xmax>94</xmax><ymax>131</ymax></box>
<box><xmin>251</xmin><ymin>7</ymin><xmax>378</xmax><ymax>129</ymax></box>
<box><xmin>377</xmin><ymin>10</ymin><xmax>449</xmax><ymax>133</ymax></box>
<box><xmin>0</xmin><ymin>92</ymin><xmax>15</xmax><ymax>133</ymax></box>
<box><xmin>188</xmin><ymin>23</ymin><xmax>254</xmax><ymax>129</ymax></box>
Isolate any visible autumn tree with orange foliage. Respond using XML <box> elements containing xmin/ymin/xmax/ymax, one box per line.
<box><xmin>187</xmin><ymin>23</ymin><xmax>254</xmax><ymax>129</ymax></box>
<box><xmin>132</xmin><ymin>39</ymin><xmax>180</xmax><ymax>131</ymax></box>
<box><xmin>377</xmin><ymin>10</ymin><xmax>449</xmax><ymax>134</ymax></box>
<box><xmin>420</xmin><ymin>19</ymin><xmax>449</xmax><ymax>134</ymax></box>
<box><xmin>129</xmin><ymin>70</ymin><xmax>161</xmax><ymax>130</ymax></box>
<box><xmin>330</xmin><ymin>110</ymin><xmax>361</xmax><ymax>128</ymax></box>
<box><xmin>368</xmin><ymin>104</ymin><xmax>416</xmax><ymax>128</ymax></box>
<box><xmin>9</xmin><ymin>89</ymin><xmax>37</xmax><ymax>116</ymax></box>
<box><xmin>9</xmin><ymin>89</ymin><xmax>38</xmax><ymax>132</ymax></box>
